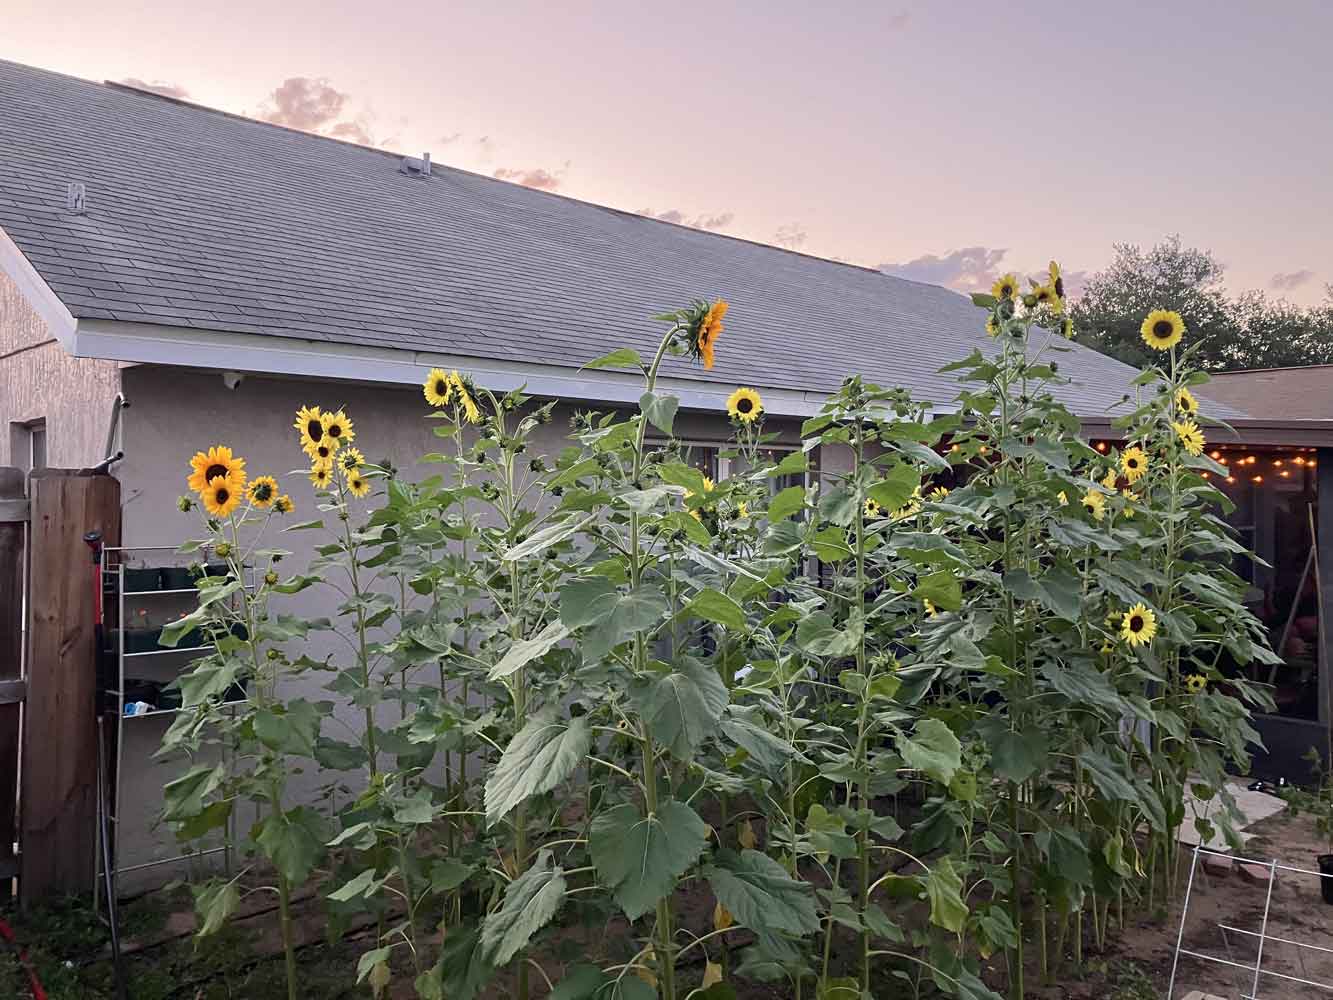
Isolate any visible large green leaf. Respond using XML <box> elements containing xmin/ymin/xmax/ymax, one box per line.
<box><xmin>898</xmin><ymin>719</ymin><xmax>961</xmax><ymax>785</ymax></box>
<box><xmin>704</xmin><ymin>849</ymin><xmax>820</xmax><ymax>935</ymax></box>
<box><xmin>582</xmin><ymin>348</ymin><xmax>644</xmax><ymax>371</ymax></box>
<box><xmin>256</xmin><ymin>806</ymin><xmax>328</xmax><ymax>885</ymax></box>
<box><xmin>631</xmin><ymin>658</ymin><xmax>729</xmax><ymax>759</ymax></box>
<box><xmin>1078</xmin><ymin>748</ymin><xmax>1139</xmax><ymax>804</ymax></box>
<box><xmin>686</xmin><ymin>588</ymin><xmax>747</xmax><ymax>632</ymax></box>
<box><xmin>867</xmin><ymin>463</ymin><xmax>922</xmax><ymax>512</ymax></box>
<box><xmin>590</xmin><ymin>800</ymin><xmax>709</xmax><ymax>920</ymax></box>
<box><xmin>640</xmin><ymin>390</ymin><xmax>679</xmax><ymax>435</ymax></box>
<box><xmin>768</xmin><ymin>485</ymin><xmax>807</xmax><ymax>521</ymax></box>
<box><xmin>480</xmin><ymin>850</ymin><xmax>566</xmax><ymax>964</ymax></box>
<box><xmin>163</xmin><ymin>763</ymin><xmax>224</xmax><ymax>821</ymax></box>
<box><xmin>485</xmin><ymin>713</ymin><xmax>591</xmax><ymax>825</ymax></box>
<box><xmin>433</xmin><ymin>926</ymin><xmax>495</xmax><ymax>1000</ymax></box>
<box><xmin>912</xmin><ymin>570</ymin><xmax>962</xmax><ymax>612</ymax></box>
<box><xmin>502</xmin><ymin>515</ymin><xmax>593</xmax><ymax>561</ymax></box>
<box><xmin>795</xmin><ymin>612</ymin><xmax>860</xmax><ymax>658</ymax></box>
<box><xmin>985</xmin><ymin>726</ymin><xmax>1047</xmax><ymax>785</ymax></box>
<box><xmin>253</xmin><ymin>699</ymin><xmax>321</xmax><ymax>757</ymax></box>
<box><xmin>559</xmin><ymin>579</ymin><xmax>670</xmax><ymax>660</ymax></box>
<box><xmin>489</xmin><ymin>620</ymin><xmax>570</xmax><ymax>680</ymax></box>
<box><xmin>192</xmin><ymin>878</ymin><xmax>239</xmax><ymax>936</ymax></box>
<box><xmin>921</xmin><ymin>856</ymin><xmax>968</xmax><ymax>933</ymax></box>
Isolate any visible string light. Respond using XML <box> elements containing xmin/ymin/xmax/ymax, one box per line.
<box><xmin>1280</xmin><ymin>470</ymin><xmax>1291</xmax><ymax>478</ymax></box>
<box><xmin>1096</xmin><ymin>442</ymin><xmax>1107</xmax><ymax>452</ymax></box>
<box><xmin>1226</xmin><ymin>476</ymin><xmax>1236</xmax><ymax>484</ymax></box>
<box><xmin>1252</xmin><ymin>475</ymin><xmax>1263</xmax><ymax>483</ymax></box>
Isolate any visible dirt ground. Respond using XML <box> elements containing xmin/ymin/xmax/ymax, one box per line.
<box><xmin>6</xmin><ymin>807</ymin><xmax>1331</xmax><ymax>1000</ymax></box>
<box><xmin>1024</xmin><ymin>807</ymin><xmax>1333</xmax><ymax>1000</ymax></box>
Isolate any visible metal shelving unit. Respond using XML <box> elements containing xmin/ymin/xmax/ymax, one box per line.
<box><xmin>96</xmin><ymin>544</ymin><xmax>250</xmax><ymax>903</ymax></box>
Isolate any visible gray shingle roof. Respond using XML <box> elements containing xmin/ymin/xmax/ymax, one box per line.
<box><xmin>0</xmin><ymin>58</ymin><xmax>1220</xmax><ymax>418</ymax></box>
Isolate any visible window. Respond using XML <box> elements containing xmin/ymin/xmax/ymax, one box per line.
<box><xmin>9</xmin><ymin>420</ymin><xmax>45</xmax><ymax>473</ymax></box>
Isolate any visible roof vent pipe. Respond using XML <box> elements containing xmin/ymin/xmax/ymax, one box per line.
<box><xmin>422</xmin><ymin>152</ymin><xmax>431</xmax><ymax>176</ymax></box>
<box><xmin>67</xmin><ymin>182</ymin><xmax>86</xmax><ymax>214</ymax></box>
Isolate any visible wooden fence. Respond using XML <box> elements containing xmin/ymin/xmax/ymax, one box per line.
<box><xmin>0</xmin><ymin>466</ymin><xmax>120</xmax><ymax>905</ymax></box>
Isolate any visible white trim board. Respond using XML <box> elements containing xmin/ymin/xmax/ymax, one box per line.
<box><xmin>0</xmin><ymin>226</ymin><xmax>77</xmax><ymax>348</ymax></box>
<box><xmin>70</xmin><ymin>317</ymin><xmax>847</xmax><ymax>418</ymax></box>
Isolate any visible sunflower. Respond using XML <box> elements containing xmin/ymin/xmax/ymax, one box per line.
<box><xmin>346</xmin><ymin>473</ymin><xmax>371</xmax><ymax>498</ymax></box>
<box><xmin>929</xmin><ymin>486</ymin><xmax>951</xmax><ymax>501</ymax></box>
<box><xmin>1101</xmin><ymin>468</ymin><xmax>1118</xmax><ymax>490</ymax></box>
<box><xmin>695</xmin><ymin>300</ymin><xmax>728</xmax><ymax>370</ymax></box>
<box><xmin>320</xmin><ymin>409</ymin><xmax>354</xmax><ymax>446</ymax></box>
<box><xmin>892</xmin><ymin>486</ymin><xmax>924</xmax><ymax>521</ymax></box>
<box><xmin>200</xmin><ymin>476</ymin><xmax>242</xmax><ymax>518</ymax></box>
<box><xmin>338</xmin><ymin>446</ymin><xmax>365</xmax><ymax>476</ymax></box>
<box><xmin>726</xmin><ymin>387</ymin><xmax>763</xmax><ymax>424</ymax></box>
<box><xmin>991</xmin><ymin>273</ymin><xmax>1020</xmax><ymax>301</ymax></box>
<box><xmin>736</xmin><ymin>501</ymin><xmax>749</xmax><ymax>518</ymax></box>
<box><xmin>985</xmin><ymin>315</ymin><xmax>1000</xmax><ymax>337</ymax></box>
<box><xmin>1185</xmin><ymin>673</ymin><xmax>1207</xmax><ymax>694</ymax></box>
<box><xmin>1059</xmin><ymin>316</ymin><xmax>1074</xmax><ymax>340</ymax></box>
<box><xmin>1057</xmin><ymin>490</ymin><xmax>1068</xmax><ymax>506</ymax></box>
<box><xmin>1176</xmin><ymin>387</ymin><xmax>1199</xmax><ymax>417</ymax></box>
<box><xmin>309</xmin><ymin>463</ymin><xmax>333</xmax><ymax>489</ymax></box>
<box><xmin>451</xmin><ymin>372</ymin><xmax>482</xmax><ymax>424</ymax></box>
<box><xmin>1032</xmin><ymin>284</ymin><xmax>1057</xmax><ymax>309</ymax></box>
<box><xmin>923</xmin><ymin>599</ymin><xmax>938</xmax><ymax>617</ymax></box>
<box><xmin>187</xmin><ymin>446</ymin><xmax>246</xmax><ymax>494</ymax></box>
<box><xmin>1120</xmin><ymin>446</ymin><xmax>1149</xmax><ymax>483</ymax></box>
<box><xmin>1082</xmin><ymin>488</ymin><xmax>1106</xmax><ymax>521</ymax></box>
<box><xmin>423</xmin><ymin>368</ymin><xmax>453</xmax><ymax>407</ymax></box>
<box><xmin>1121</xmin><ymin>489</ymin><xmax>1138</xmax><ymax>518</ymax></box>
<box><xmin>864</xmin><ymin>497</ymin><xmax>883</xmax><ymax>519</ymax></box>
<box><xmin>1140</xmin><ymin>309</ymin><xmax>1185</xmax><ymax>351</ymax></box>
<box><xmin>247</xmin><ymin>475</ymin><xmax>278</xmax><ymax>509</ymax></box>
<box><xmin>272</xmin><ymin>494</ymin><xmax>294</xmax><ymax>514</ymax></box>
<box><xmin>1120</xmin><ymin>602</ymin><xmax>1157</xmax><ymax>648</ymax></box>
<box><xmin>294</xmin><ymin>406</ymin><xmax>326</xmax><ymax>452</ymax></box>
<box><xmin>306</xmin><ymin>440</ymin><xmax>337</xmax><ymax>463</ymax></box>
<box><xmin>1173</xmin><ymin>419</ymin><xmax>1205</xmax><ymax>456</ymax></box>
<box><xmin>1048</xmin><ymin>260</ymin><xmax>1065</xmax><ymax>301</ymax></box>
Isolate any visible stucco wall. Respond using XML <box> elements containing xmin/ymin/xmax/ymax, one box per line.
<box><xmin>0</xmin><ymin>268</ymin><xmax>121</xmax><ymax>469</ymax></box>
<box><xmin>113</xmin><ymin>365</ymin><xmax>812</xmax><ymax>885</ymax></box>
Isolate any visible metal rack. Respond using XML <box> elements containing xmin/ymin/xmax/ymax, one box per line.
<box><xmin>96</xmin><ymin>544</ymin><xmax>249</xmax><ymax>903</ymax></box>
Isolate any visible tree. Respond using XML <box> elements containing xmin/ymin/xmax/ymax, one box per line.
<box><xmin>1072</xmin><ymin>236</ymin><xmax>1333</xmax><ymax>371</ymax></box>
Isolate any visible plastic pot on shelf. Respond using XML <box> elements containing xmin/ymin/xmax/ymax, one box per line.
<box><xmin>125</xmin><ymin>627</ymin><xmax>162</xmax><ymax>653</ymax></box>
<box><xmin>124</xmin><ymin>567</ymin><xmax>163</xmax><ymax>592</ymax></box>
<box><xmin>160</xmin><ymin>567</ymin><xmax>195</xmax><ymax>590</ymax></box>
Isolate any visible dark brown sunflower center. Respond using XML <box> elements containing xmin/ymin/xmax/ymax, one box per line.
<box><xmin>1128</xmin><ymin>457</ymin><xmax>1139</xmax><ymax>468</ymax></box>
<box><xmin>253</xmin><ymin>482</ymin><xmax>272</xmax><ymax>500</ymax></box>
<box><xmin>215</xmin><ymin>487</ymin><xmax>230</xmax><ymax>503</ymax></box>
<box><xmin>1054</xmin><ymin>277</ymin><xmax>1064</xmax><ymax>297</ymax></box>
<box><xmin>318</xmin><ymin>445</ymin><xmax>331</xmax><ymax>458</ymax></box>
<box><xmin>327</xmin><ymin>423</ymin><xmax>343</xmax><ymax>438</ymax></box>
<box><xmin>737</xmin><ymin>398</ymin><xmax>753</xmax><ymax>413</ymax></box>
<box><xmin>205</xmin><ymin>464</ymin><xmax>228</xmax><ymax>482</ymax></box>
<box><xmin>1129</xmin><ymin>615</ymin><xmax>1143</xmax><ymax>632</ymax></box>
<box><xmin>307</xmin><ymin>420</ymin><xmax>323</xmax><ymax>440</ymax></box>
<box><xmin>435</xmin><ymin>379</ymin><xmax>448</xmax><ymax>395</ymax></box>
<box><xmin>1153</xmin><ymin>320</ymin><xmax>1173</xmax><ymax>337</ymax></box>
<box><xmin>1002</xmin><ymin>283</ymin><xmax>1013</xmax><ymax>295</ymax></box>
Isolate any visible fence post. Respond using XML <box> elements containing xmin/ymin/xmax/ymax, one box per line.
<box><xmin>0</xmin><ymin>467</ymin><xmax>25</xmax><ymax>901</ymax></box>
<box><xmin>19</xmin><ymin>469</ymin><xmax>119</xmax><ymax>904</ymax></box>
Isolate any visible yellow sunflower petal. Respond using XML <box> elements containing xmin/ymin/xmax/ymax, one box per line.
<box><xmin>423</xmin><ymin>368</ymin><xmax>453</xmax><ymax>407</ymax></box>
<box><xmin>1140</xmin><ymin>309</ymin><xmax>1185</xmax><ymax>351</ymax></box>
<box><xmin>726</xmin><ymin>387</ymin><xmax>764</xmax><ymax>424</ymax></box>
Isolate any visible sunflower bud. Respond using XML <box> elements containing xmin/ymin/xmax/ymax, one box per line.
<box><xmin>214</xmin><ymin>542</ymin><xmax>232</xmax><ymax>558</ymax></box>
<box><xmin>264</xmin><ymin>570</ymin><xmax>278</xmax><ymax>586</ymax></box>
<box><xmin>177</xmin><ymin>495</ymin><xmax>195</xmax><ymax>512</ymax></box>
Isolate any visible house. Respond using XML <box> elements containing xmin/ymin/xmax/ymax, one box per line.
<box><xmin>1202</xmin><ymin>365</ymin><xmax>1333</xmax><ymax>421</ymax></box>
<box><xmin>2</xmin><ymin>56</ymin><xmax>1332</xmax><ymax>885</ymax></box>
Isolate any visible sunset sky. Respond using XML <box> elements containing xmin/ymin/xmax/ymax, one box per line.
<box><xmin>5</xmin><ymin>0</ymin><xmax>1331</xmax><ymax>304</ymax></box>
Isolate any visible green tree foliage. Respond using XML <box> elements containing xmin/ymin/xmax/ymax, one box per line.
<box><xmin>1073</xmin><ymin>234</ymin><xmax>1333</xmax><ymax>370</ymax></box>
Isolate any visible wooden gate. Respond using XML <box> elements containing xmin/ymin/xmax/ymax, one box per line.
<box><xmin>0</xmin><ymin>466</ymin><xmax>120</xmax><ymax>904</ymax></box>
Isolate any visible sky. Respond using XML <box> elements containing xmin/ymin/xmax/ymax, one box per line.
<box><xmin>5</xmin><ymin>0</ymin><xmax>1331</xmax><ymax>304</ymax></box>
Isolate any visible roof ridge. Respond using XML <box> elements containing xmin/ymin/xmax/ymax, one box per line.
<box><xmin>1213</xmin><ymin>363</ymin><xmax>1333</xmax><ymax>376</ymax></box>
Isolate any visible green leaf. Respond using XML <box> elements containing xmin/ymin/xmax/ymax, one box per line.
<box><xmin>631</xmin><ymin>657</ymin><xmax>728</xmax><ymax>759</ymax></box>
<box><xmin>485</xmin><ymin>713</ymin><xmax>592</xmax><ymax>825</ymax></box>
<box><xmin>502</xmin><ymin>515</ymin><xmax>594</xmax><ymax>561</ymax></box>
<box><xmin>433</xmin><ymin>926</ymin><xmax>494</xmax><ymax>1000</ymax></box>
<box><xmin>163</xmin><ymin>763</ymin><xmax>224</xmax><ymax>821</ymax></box>
<box><xmin>705</xmin><ymin>849</ymin><xmax>820</xmax><ymax>935</ymax></box>
<box><xmin>582</xmin><ymin>348</ymin><xmax>644</xmax><ymax>371</ymax></box>
<box><xmin>480</xmin><ymin>850</ymin><xmax>566</xmax><ymax>964</ymax></box>
<box><xmin>657</xmin><ymin>461</ymin><xmax>711</xmax><ymax>497</ymax></box>
<box><xmin>867</xmin><ymin>463</ymin><xmax>922</xmax><ymax>512</ymax></box>
<box><xmin>192</xmin><ymin>879</ymin><xmax>239</xmax><ymax>936</ymax></box>
<box><xmin>640</xmin><ymin>390</ymin><xmax>679</xmax><ymax>435</ymax></box>
<box><xmin>1078</xmin><ymin>749</ymin><xmax>1139</xmax><ymax>804</ymax></box>
<box><xmin>921</xmin><ymin>856</ymin><xmax>968</xmax><ymax>933</ymax></box>
<box><xmin>970</xmin><ymin>292</ymin><xmax>998</xmax><ymax>308</ymax></box>
<box><xmin>429</xmin><ymin>859</ymin><xmax>475</xmax><ymax>893</ymax></box>
<box><xmin>547</xmin><ymin>965</ymin><xmax>610</xmax><ymax>1000</ymax></box>
<box><xmin>795</xmin><ymin>612</ymin><xmax>860</xmax><ymax>658</ymax></box>
<box><xmin>899</xmin><ymin>719</ymin><xmax>961</xmax><ymax>785</ymax></box>
<box><xmin>253</xmin><ymin>699</ymin><xmax>321</xmax><ymax>757</ymax></box>
<box><xmin>686</xmin><ymin>588</ymin><xmax>747</xmax><ymax>632</ymax></box>
<box><xmin>256</xmin><ymin>806</ymin><xmax>328</xmax><ymax>885</ymax></box>
<box><xmin>912</xmin><ymin>570</ymin><xmax>962</xmax><ymax>612</ymax></box>
<box><xmin>560</xmin><ymin>579</ymin><xmax>670</xmax><ymax>660</ymax></box>
<box><xmin>769</xmin><ymin>451</ymin><xmax>810</xmax><ymax>478</ymax></box>
<box><xmin>767</xmin><ymin>485</ymin><xmax>807</xmax><ymax>522</ymax></box>
<box><xmin>329</xmin><ymin>867</ymin><xmax>382</xmax><ymax>902</ymax></box>
<box><xmin>987</xmin><ymin>728</ymin><xmax>1047</xmax><ymax>785</ymax></box>
<box><xmin>489</xmin><ymin>620</ymin><xmax>570</xmax><ymax>680</ymax></box>
<box><xmin>590</xmin><ymin>800</ymin><xmax>709</xmax><ymax>920</ymax></box>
